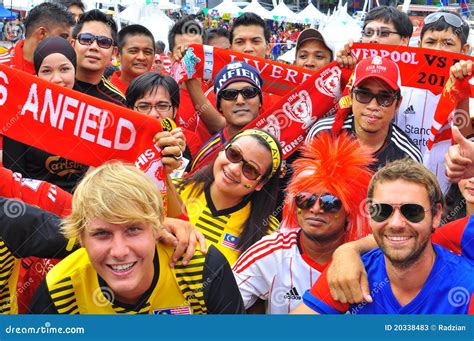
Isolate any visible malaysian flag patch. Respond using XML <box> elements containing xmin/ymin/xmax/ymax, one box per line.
<box><xmin>221</xmin><ymin>233</ymin><xmax>239</xmax><ymax>250</ymax></box>
<box><xmin>153</xmin><ymin>306</ymin><xmax>192</xmax><ymax>315</ymax></box>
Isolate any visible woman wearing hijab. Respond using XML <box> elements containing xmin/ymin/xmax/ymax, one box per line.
<box><xmin>3</xmin><ymin>36</ymin><xmax>88</xmax><ymax>193</ymax></box>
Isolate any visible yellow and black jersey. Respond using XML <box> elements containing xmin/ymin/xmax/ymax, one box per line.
<box><xmin>29</xmin><ymin>245</ymin><xmax>244</xmax><ymax>314</ymax></box>
<box><xmin>73</xmin><ymin>76</ymin><xmax>126</xmax><ymax>107</ymax></box>
<box><xmin>0</xmin><ymin>240</ymin><xmax>20</xmax><ymax>314</ymax></box>
<box><xmin>175</xmin><ymin>181</ymin><xmax>279</xmax><ymax>266</ymax></box>
<box><xmin>0</xmin><ymin>197</ymin><xmax>74</xmax><ymax>314</ymax></box>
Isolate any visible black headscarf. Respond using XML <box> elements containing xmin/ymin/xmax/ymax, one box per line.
<box><xmin>34</xmin><ymin>36</ymin><xmax>77</xmax><ymax>75</ymax></box>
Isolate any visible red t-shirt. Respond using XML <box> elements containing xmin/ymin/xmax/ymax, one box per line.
<box><xmin>175</xmin><ymin>83</ymin><xmax>212</xmax><ymax>143</ymax></box>
<box><xmin>0</xmin><ymin>40</ymin><xmax>36</xmax><ymax>164</ymax></box>
<box><xmin>0</xmin><ymin>167</ymin><xmax>73</xmax><ymax>313</ymax></box>
<box><xmin>182</xmin><ymin>128</ymin><xmax>204</xmax><ymax>159</ymax></box>
<box><xmin>109</xmin><ymin>70</ymin><xmax>128</xmax><ymax>95</ymax></box>
<box><xmin>0</xmin><ymin>40</ymin><xmax>35</xmax><ymax>74</ymax></box>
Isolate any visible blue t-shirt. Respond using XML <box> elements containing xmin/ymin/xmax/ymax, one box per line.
<box><xmin>303</xmin><ymin>244</ymin><xmax>474</xmax><ymax>314</ymax></box>
<box><xmin>460</xmin><ymin>215</ymin><xmax>474</xmax><ymax>260</ymax></box>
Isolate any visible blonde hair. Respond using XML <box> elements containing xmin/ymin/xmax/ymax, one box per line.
<box><xmin>61</xmin><ymin>162</ymin><xmax>165</xmax><ymax>240</ymax></box>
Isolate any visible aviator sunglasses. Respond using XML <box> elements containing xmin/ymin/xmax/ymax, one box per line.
<box><xmin>369</xmin><ymin>202</ymin><xmax>429</xmax><ymax>223</ymax></box>
<box><xmin>295</xmin><ymin>192</ymin><xmax>343</xmax><ymax>213</ymax></box>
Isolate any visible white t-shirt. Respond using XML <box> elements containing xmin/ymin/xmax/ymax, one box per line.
<box><xmin>396</xmin><ymin>87</ymin><xmax>450</xmax><ymax>192</ymax></box>
<box><xmin>232</xmin><ymin>230</ymin><xmax>324</xmax><ymax>314</ymax></box>
<box><xmin>395</xmin><ymin>87</ymin><xmax>441</xmax><ymax>156</ymax></box>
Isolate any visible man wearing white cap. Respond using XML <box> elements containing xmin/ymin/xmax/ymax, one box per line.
<box><xmin>306</xmin><ymin>56</ymin><xmax>421</xmax><ymax>170</ymax></box>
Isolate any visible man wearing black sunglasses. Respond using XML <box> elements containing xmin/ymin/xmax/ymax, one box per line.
<box><xmin>190</xmin><ymin>62</ymin><xmax>263</xmax><ymax>171</ymax></box>
<box><xmin>306</xmin><ymin>56</ymin><xmax>421</xmax><ymax>171</ymax></box>
<box><xmin>71</xmin><ymin>10</ymin><xmax>126</xmax><ymax>106</ymax></box>
<box><xmin>233</xmin><ymin>132</ymin><xmax>374</xmax><ymax>314</ymax></box>
<box><xmin>294</xmin><ymin>158</ymin><xmax>474</xmax><ymax>314</ymax></box>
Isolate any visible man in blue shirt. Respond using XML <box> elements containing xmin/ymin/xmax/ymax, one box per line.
<box><xmin>293</xmin><ymin>158</ymin><xmax>474</xmax><ymax>314</ymax></box>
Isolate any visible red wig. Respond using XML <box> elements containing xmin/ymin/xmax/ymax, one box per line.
<box><xmin>282</xmin><ymin>132</ymin><xmax>375</xmax><ymax>242</ymax></box>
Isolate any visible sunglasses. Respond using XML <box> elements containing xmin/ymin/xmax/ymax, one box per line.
<box><xmin>220</xmin><ymin>86</ymin><xmax>260</xmax><ymax>101</ymax></box>
<box><xmin>352</xmin><ymin>88</ymin><xmax>399</xmax><ymax>107</ymax></box>
<box><xmin>369</xmin><ymin>203</ymin><xmax>429</xmax><ymax>223</ymax></box>
<box><xmin>224</xmin><ymin>144</ymin><xmax>262</xmax><ymax>181</ymax></box>
<box><xmin>361</xmin><ymin>28</ymin><xmax>400</xmax><ymax>38</ymax></box>
<box><xmin>77</xmin><ymin>33</ymin><xmax>114</xmax><ymax>49</ymax></box>
<box><xmin>424</xmin><ymin>12</ymin><xmax>464</xmax><ymax>28</ymax></box>
<box><xmin>295</xmin><ymin>192</ymin><xmax>343</xmax><ymax>213</ymax></box>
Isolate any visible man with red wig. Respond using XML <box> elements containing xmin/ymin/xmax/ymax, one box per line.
<box><xmin>232</xmin><ymin>132</ymin><xmax>374</xmax><ymax>314</ymax></box>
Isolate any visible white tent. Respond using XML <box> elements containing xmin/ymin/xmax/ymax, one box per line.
<box><xmin>295</xmin><ymin>3</ymin><xmax>326</xmax><ymax>24</ymax></box>
<box><xmin>211</xmin><ymin>0</ymin><xmax>243</xmax><ymax>18</ymax></box>
<box><xmin>269</xmin><ymin>1</ymin><xmax>297</xmax><ymax>22</ymax></box>
<box><xmin>319</xmin><ymin>7</ymin><xmax>362</xmax><ymax>54</ymax></box>
<box><xmin>7</xmin><ymin>0</ymin><xmax>42</xmax><ymax>11</ymax></box>
<box><xmin>242</xmin><ymin>0</ymin><xmax>273</xmax><ymax>20</ymax></box>
<box><xmin>118</xmin><ymin>3</ymin><xmax>174</xmax><ymax>48</ymax></box>
<box><xmin>119</xmin><ymin>0</ymin><xmax>180</xmax><ymax>9</ymax></box>
<box><xmin>156</xmin><ymin>0</ymin><xmax>181</xmax><ymax>10</ymax></box>
<box><xmin>277</xmin><ymin>46</ymin><xmax>295</xmax><ymax>64</ymax></box>
<box><xmin>118</xmin><ymin>3</ymin><xmax>172</xmax><ymax>24</ymax></box>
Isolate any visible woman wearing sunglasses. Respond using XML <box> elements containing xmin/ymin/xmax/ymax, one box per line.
<box><xmin>176</xmin><ymin>129</ymin><xmax>282</xmax><ymax>265</ymax></box>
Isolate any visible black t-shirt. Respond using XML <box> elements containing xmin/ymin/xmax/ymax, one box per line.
<box><xmin>2</xmin><ymin>137</ymin><xmax>88</xmax><ymax>193</ymax></box>
<box><xmin>74</xmin><ymin>77</ymin><xmax>126</xmax><ymax>107</ymax></box>
<box><xmin>305</xmin><ymin>113</ymin><xmax>422</xmax><ymax>171</ymax></box>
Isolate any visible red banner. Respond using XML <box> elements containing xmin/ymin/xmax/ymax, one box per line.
<box><xmin>246</xmin><ymin>62</ymin><xmax>353</xmax><ymax>158</ymax></box>
<box><xmin>170</xmin><ymin>44</ymin><xmax>315</xmax><ymax>96</ymax></box>
<box><xmin>351</xmin><ymin>43</ymin><xmax>474</xmax><ymax>95</ymax></box>
<box><xmin>0</xmin><ymin>64</ymin><xmax>167</xmax><ymax>193</ymax></box>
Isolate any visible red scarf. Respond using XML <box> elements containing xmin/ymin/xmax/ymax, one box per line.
<box><xmin>171</xmin><ymin>45</ymin><xmax>352</xmax><ymax>158</ymax></box>
<box><xmin>244</xmin><ymin>62</ymin><xmax>353</xmax><ymax>158</ymax></box>
<box><xmin>0</xmin><ymin>64</ymin><xmax>167</xmax><ymax>197</ymax></box>
<box><xmin>427</xmin><ymin>77</ymin><xmax>474</xmax><ymax>150</ymax></box>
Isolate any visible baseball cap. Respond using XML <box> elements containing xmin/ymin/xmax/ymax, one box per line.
<box><xmin>214</xmin><ymin>61</ymin><xmax>263</xmax><ymax>97</ymax></box>
<box><xmin>353</xmin><ymin>56</ymin><xmax>401</xmax><ymax>91</ymax></box>
<box><xmin>296</xmin><ymin>28</ymin><xmax>334</xmax><ymax>60</ymax></box>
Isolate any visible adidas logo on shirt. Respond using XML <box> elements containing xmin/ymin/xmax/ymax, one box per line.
<box><xmin>283</xmin><ymin>287</ymin><xmax>301</xmax><ymax>300</ymax></box>
<box><xmin>403</xmin><ymin>105</ymin><xmax>415</xmax><ymax>115</ymax></box>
